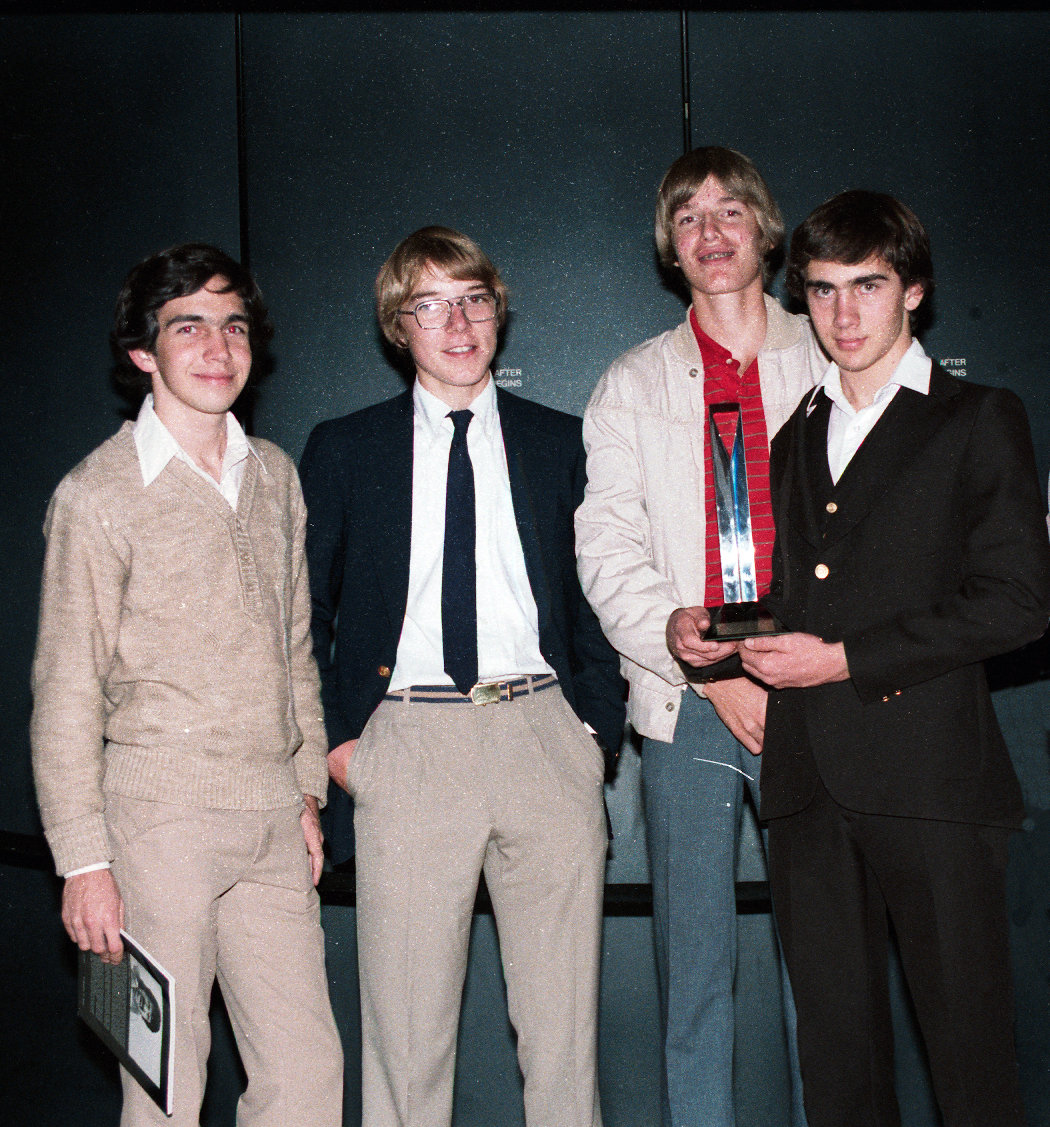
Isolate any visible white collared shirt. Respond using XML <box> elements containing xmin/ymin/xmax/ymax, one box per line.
<box><xmin>808</xmin><ymin>338</ymin><xmax>932</xmax><ymax>484</ymax></box>
<box><xmin>389</xmin><ymin>376</ymin><xmax>553</xmax><ymax>690</ymax></box>
<box><xmin>132</xmin><ymin>393</ymin><xmax>262</xmax><ymax>509</ymax></box>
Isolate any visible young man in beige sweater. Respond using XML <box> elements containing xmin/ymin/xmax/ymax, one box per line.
<box><xmin>30</xmin><ymin>244</ymin><xmax>342</xmax><ymax>1127</ymax></box>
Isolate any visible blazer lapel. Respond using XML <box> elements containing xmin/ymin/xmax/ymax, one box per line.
<box><xmin>496</xmin><ymin>390</ymin><xmax>554</xmax><ymax>638</ymax></box>
<box><xmin>821</xmin><ymin>374</ymin><xmax>957</xmax><ymax>548</ymax></box>
<box><xmin>777</xmin><ymin>391</ymin><xmax>833</xmax><ymax>551</ymax></box>
<box><xmin>369</xmin><ymin>391</ymin><xmax>415</xmax><ymax>627</ymax></box>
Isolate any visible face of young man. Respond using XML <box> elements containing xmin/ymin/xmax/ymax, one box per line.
<box><xmin>398</xmin><ymin>264</ymin><xmax>498</xmax><ymax>409</ymax></box>
<box><xmin>803</xmin><ymin>255</ymin><xmax>925</xmax><ymax>389</ymax></box>
<box><xmin>670</xmin><ymin>175</ymin><xmax>767</xmax><ymax>303</ymax></box>
<box><xmin>129</xmin><ymin>276</ymin><xmax>252</xmax><ymax>426</ymax></box>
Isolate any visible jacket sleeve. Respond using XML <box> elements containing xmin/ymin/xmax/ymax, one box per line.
<box><xmin>30</xmin><ymin>476</ymin><xmax>126</xmax><ymax>875</ymax></box>
<box><xmin>844</xmin><ymin>389</ymin><xmax>1050</xmax><ymax>702</ymax></box>
<box><xmin>299</xmin><ymin>422</ymin><xmax>354</xmax><ymax>750</ymax></box>
<box><xmin>566</xmin><ymin>431</ymin><xmax>627</xmax><ymax>754</ymax></box>
<box><xmin>575</xmin><ymin>369</ymin><xmax>686</xmax><ymax>687</ymax></box>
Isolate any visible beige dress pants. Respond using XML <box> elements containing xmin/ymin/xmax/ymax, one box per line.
<box><xmin>106</xmin><ymin>795</ymin><xmax>343</xmax><ymax>1127</ymax></box>
<box><xmin>348</xmin><ymin>685</ymin><xmax>608</xmax><ymax>1127</ymax></box>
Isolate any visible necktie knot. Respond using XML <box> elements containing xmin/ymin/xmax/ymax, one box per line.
<box><xmin>448</xmin><ymin>409</ymin><xmax>473</xmax><ymax>439</ymax></box>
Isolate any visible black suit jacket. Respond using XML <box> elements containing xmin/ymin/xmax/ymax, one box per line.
<box><xmin>761</xmin><ymin>365</ymin><xmax>1050</xmax><ymax>828</ymax></box>
<box><xmin>300</xmin><ymin>387</ymin><xmax>626</xmax><ymax>857</ymax></box>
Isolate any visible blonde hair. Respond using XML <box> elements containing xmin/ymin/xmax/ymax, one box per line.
<box><xmin>654</xmin><ymin>147</ymin><xmax>784</xmax><ymax>278</ymax></box>
<box><xmin>375</xmin><ymin>226</ymin><xmax>508</xmax><ymax>347</ymax></box>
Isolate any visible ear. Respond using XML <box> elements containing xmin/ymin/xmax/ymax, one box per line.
<box><xmin>128</xmin><ymin>348</ymin><xmax>158</xmax><ymax>374</ymax></box>
<box><xmin>904</xmin><ymin>282</ymin><xmax>925</xmax><ymax>312</ymax></box>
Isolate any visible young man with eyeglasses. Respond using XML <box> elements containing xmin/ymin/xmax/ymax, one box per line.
<box><xmin>575</xmin><ymin>148</ymin><xmax>822</xmax><ymax>1127</ymax></box>
<box><xmin>299</xmin><ymin>226</ymin><xmax>625</xmax><ymax>1127</ymax></box>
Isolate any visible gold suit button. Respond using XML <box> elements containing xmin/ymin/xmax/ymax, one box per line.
<box><xmin>377</xmin><ymin>665</ymin><xmax>391</xmax><ymax>678</ymax></box>
<box><xmin>882</xmin><ymin>696</ymin><xmax>890</xmax><ymax>702</ymax></box>
<box><xmin>814</xmin><ymin>563</ymin><xmax>829</xmax><ymax>579</ymax></box>
<box><xmin>826</xmin><ymin>501</ymin><xmax>838</xmax><ymax>514</ymax></box>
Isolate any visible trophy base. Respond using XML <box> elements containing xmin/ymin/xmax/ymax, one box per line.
<box><xmin>703</xmin><ymin>601</ymin><xmax>788</xmax><ymax>642</ymax></box>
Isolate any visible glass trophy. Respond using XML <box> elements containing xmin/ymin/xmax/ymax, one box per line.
<box><xmin>703</xmin><ymin>402</ymin><xmax>788</xmax><ymax>641</ymax></box>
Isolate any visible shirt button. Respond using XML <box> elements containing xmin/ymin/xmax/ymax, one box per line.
<box><xmin>689</xmin><ymin>368</ymin><xmax>699</xmax><ymax>378</ymax></box>
<box><xmin>814</xmin><ymin>563</ymin><xmax>829</xmax><ymax>579</ymax></box>
<box><xmin>825</xmin><ymin>501</ymin><xmax>838</xmax><ymax>514</ymax></box>
<box><xmin>665</xmin><ymin>701</ymin><xmax>676</xmax><ymax>711</ymax></box>
<box><xmin>377</xmin><ymin>665</ymin><xmax>391</xmax><ymax>678</ymax></box>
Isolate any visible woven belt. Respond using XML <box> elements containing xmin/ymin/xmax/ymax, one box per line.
<box><xmin>384</xmin><ymin>673</ymin><xmax>558</xmax><ymax>706</ymax></box>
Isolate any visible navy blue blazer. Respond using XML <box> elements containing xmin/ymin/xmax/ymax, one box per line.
<box><xmin>300</xmin><ymin>387</ymin><xmax>626</xmax><ymax>857</ymax></box>
<box><xmin>761</xmin><ymin>366</ymin><xmax>1050</xmax><ymax>828</ymax></box>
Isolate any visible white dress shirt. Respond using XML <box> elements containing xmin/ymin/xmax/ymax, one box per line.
<box><xmin>808</xmin><ymin>338</ymin><xmax>932</xmax><ymax>483</ymax></box>
<box><xmin>389</xmin><ymin>377</ymin><xmax>553</xmax><ymax>690</ymax></box>
<box><xmin>132</xmin><ymin>392</ymin><xmax>262</xmax><ymax>508</ymax></box>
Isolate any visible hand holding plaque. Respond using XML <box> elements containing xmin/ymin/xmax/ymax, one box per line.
<box><xmin>703</xmin><ymin>402</ymin><xmax>787</xmax><ymax>641</ymax></box>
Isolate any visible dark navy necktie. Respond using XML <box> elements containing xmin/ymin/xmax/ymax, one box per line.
<box><xmin>442</xmin><ymin>409</ymin><xmax>478</xmax><ymax>694</ymax></box>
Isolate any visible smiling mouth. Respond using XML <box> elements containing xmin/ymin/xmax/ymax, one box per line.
<box><xmin>700</xmin><ymin>251</ymin><xmax>733</xmax><ymax>261</ymax></box>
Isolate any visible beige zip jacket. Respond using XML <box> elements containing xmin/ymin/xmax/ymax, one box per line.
<box><xmin>576</xmin><ymin>295</ymin><xmax>824</xmax><ymax>742</ymax></box>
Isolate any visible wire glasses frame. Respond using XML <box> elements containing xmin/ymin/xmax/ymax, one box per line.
<box><xmin>396</xmin><ymin>291</ymin><xmax>499</xmax><ymax>330</ymax></box>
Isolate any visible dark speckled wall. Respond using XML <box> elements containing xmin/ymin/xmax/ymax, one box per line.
<box><xmin>3</xmin><ymin>10</ymin><xmax>1049</xmax><ymax>1126</ymax></box>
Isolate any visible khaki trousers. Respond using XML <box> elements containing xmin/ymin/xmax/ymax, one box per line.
<box><xmin>349</xmin><ymin>685</ymin><xmax>608</xmax><ymax>1127</ymax></box>
<box><xmin>106</xmin><ymin>795</ymin><xmax>343</xmax><ymax>1127</ymax></box>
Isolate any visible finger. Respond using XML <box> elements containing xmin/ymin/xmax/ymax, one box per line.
<box><xmin>104</xmin><ymin>926</ymin><xmax>125</xmax><ymax>964</ymax></box>
<box><xmin>306</xmin><ymin>835</ymin><xmax>324</xmax><ymax>885</ymax></box>
<box><xmin>737</xmin><ymin>728</ymin><xmax>762</xmax><ymax>756</ymax></box>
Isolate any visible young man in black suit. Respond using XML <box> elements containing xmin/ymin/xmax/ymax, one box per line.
<box><xmin>299</xmin><ymin>227</ymin><xmax>624</xmax><ymax>1127</ymax></box>
<box><xmin>730</xmin><ymin>191</ymin><xmax>1050</xmax><ymax>1127</ymax></box>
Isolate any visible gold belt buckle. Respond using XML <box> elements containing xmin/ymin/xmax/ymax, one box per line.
<box><xmin>470</xmin><ymin>681</ymin><xmax>502</xmax><ymax>706</ymax></box>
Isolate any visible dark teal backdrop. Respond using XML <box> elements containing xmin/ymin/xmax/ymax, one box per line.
<box><xmin>2</xmin><ymin>10</ymin><xmax>1049</xmax><ymax>1126</ymax></box>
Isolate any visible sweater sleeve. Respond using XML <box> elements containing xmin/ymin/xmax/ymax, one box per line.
<box><xmin>287</xmin><ymin>472</ymin><xmax>330</xmax><ymax>805</ymax></box>
<box><xmin>30</xmin><ymin>474</ymin><xmax>128</xmax><ymax>875</ymax></box>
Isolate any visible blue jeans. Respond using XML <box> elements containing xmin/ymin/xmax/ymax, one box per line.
<box><xmin>641</xmin><ymin>688</ymin><xmax>806</xmax><ymax>1127</ymax></box>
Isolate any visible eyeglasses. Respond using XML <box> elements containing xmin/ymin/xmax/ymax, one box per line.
<box><xmin>396</xmin><ymin>292</ymin><xmax>499</xmax><ymax>330</ymax></box>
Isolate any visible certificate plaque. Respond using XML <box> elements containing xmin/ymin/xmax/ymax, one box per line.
<box><xmin>703</xmin><ymin>402</ymin><xmax>787</xmax><ymax>642</ymax></box>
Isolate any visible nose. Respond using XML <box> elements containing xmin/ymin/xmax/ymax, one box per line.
<box><xmin>203</xmin><ymin>326</ymin><xmax>233</xmax><ymax>358</ymax></box>
<box><xmin>699</xmin><ymin>213</ymin><xmax>720</xmax><ymax>240</ymax></box>
<box><xmin>445</xmin><ymin>298</ymin><xmax>471</xmax><ymax>330</ymax></box>
<box><xmin>833</xmin><ymin>292</ymin><xmax>858</xmax><ymax>328</ymax></box>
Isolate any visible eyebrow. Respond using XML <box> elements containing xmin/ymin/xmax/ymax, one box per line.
<box><xmin>161</xmin><ymin>312</ymin><xmax>250</xmax><ymax>328</ymax></box>
<box><xmin>407</xmin><ymin>281</ymin><xmax>489</xmax><ymax>303</ymax></box>
<box><xmin>676</xmin><ymin>195</ymin><xmax>741</xmax><ymax>212</ymax></box>
<box><xmin>805</xmin><ymin>272</ymin><xmax>889</xmax><ymax>290</ymax></box>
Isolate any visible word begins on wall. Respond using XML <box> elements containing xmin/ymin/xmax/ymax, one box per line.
<box><xmin>495</xmin><ymin>368</ymin><xmax>523</xmax><ymax>388</ymax></box>
<box><xmin>940</xmin><ymin>358</ymin><xmax>967</xmax><ymax>378</ymax></box>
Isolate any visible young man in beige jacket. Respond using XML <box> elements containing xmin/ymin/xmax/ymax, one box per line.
<box><xmin>576</xmin><ymin>148</ymin><xmax>821</xmax><ymax>1127</ymax></box>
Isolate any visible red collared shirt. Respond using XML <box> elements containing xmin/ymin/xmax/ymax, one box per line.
<box><xmin>690</xmin><ymin>308</ymin><xmax>775</xmax><ymax>607</ymax></box>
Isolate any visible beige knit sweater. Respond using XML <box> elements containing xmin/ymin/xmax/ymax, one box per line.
<box><xmin>31</xmin><ymin>423</ymin><xmax>329</xmax><ymax>875</ymax></box>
